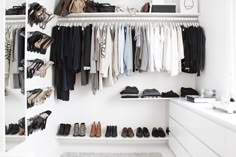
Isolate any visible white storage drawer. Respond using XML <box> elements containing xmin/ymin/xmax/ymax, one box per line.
<box><xmin>169</xmin><ymin>117</ymin><xmax>219</xmax><ymax>157</ymax></box>
<box><xmin>169</xmin><ymin>133</ymin><xmax>191</xmax><ymax>157</ymax></box>
<box><xmin>169</xmin><ymin>102</ymin><xmax>225</xmax><ymax>156</ymax></box>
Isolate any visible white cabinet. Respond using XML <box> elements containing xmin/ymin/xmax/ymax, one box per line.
<box><xmin>169</xmin><ymin>133</ymin><xmax>191</xmax><ymax>157</ymax></box>
<box><xmin>169</xmin><ymin>100</ymin><xmax>236</xmax><ymax>157</ymax></box>
<box><xmin>169</xmin><ymin>118</ymin><xmax>218</xmax><ymax>157</ymax></box>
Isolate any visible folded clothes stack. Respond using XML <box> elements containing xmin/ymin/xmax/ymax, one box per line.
<box><xmin>120</xmin><ymin>86</ymin><xmax>139</xmax><ymax>98</ymax></box>
<box><xmin>141</xmin><ymin>89</ymin><xmax>161</xmax><ymax>98</ymax></box>
<box><xmin>181</xmin><ymin>87</ymin><xmax>199</xmax><ymax>97</ymax></box>
<box><xmin>161</xmin><ymin>90</ymin><xmax>180</xmax><ymax>98</ymax></box>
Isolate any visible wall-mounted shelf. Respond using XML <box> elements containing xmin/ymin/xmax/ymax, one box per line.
<box><xmin>57</xmin><ymin>13</ymin><xmax>200</xmax><ymax>23</ymax></box>
<box><xmin>6</xmin><ymin>135</ymin><xmax>26</xmax><ymax>142</ymax></box>
<box><xmin>5</xmin><ymin>15</ymin><xmax>25</xmax><ymax>24</ymax></box>
<box><xmin>120</xmin><ymin>98</ymin><xmax>182</xmax><ymax>101</ymax></box>
<box><xmin>56</xmin><ymin>135</ymin><xmax>169</xmax><ymax>144</ymax></box>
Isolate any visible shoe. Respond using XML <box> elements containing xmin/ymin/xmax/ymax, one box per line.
<box><xmin>64</xmin><ymin>124</ymin><xmax>71</xmax><ymax>136</ymax></box>
<box><xmin>112</xmin><ymin>126</ymin><xmax>117</xmax><ymax>138</ymax></box>
<box><xmin>158</xmin><ymin>127</ymin><xmax>166</xmax><ymax>138</ymax></box>
<box><xmin>18</xmin><ymin>128</ymin><xmax>25</xmax><ymax>136</ymax></box>
<box><xmin>127</xmin><ymin>127</ymin><xmax>134</xmax><ymax>137</ymax></box>
<box><xmin>73</xmin><ymin>123</ymin><xmax>80</xmax><ymax>137</ymax></box>
<box><xmin>96</xmin><ymin>122</ymin><xmax>101</xmax><ymax>137</ymax></box>
<box><xmin>121</xmin><ymin>127</ymin><xmax>128</xmax><ymax>138</ymax></box>
<box><xmin>11</xmin><ymin>124</ymin><xmax>20</xmax><ymax>135</ymax></box>
<box><xmin>58</xmin><ymin>124</ymin><xmax>65</xmax><ymax>136</ymax></box>
<box><xmin>143</xmin><ymin>127</ymin><xmax>150</xmax><ymax>138</ymax></box>
<box><xmin>90</xmin><ymin>122</ymin><xmax>96</xmax><ymax>137</ymax></box>
<box><xmin>79</xmin><ymin>123</ymin><xmax>86</xmax><ymax>137</ymax></box>
<box><xmin>6</xmin><ymin>124</ymin><xmax>14</xmax><ymax>135</ymax></box>
<box><xmin>105</xmin><ymin>126</ymin><xmax>111</xmax><ymax>137</ymax></box>
<box><xmin>166</xmin><ymin>127</ymin><xmax>170</xmax><ymax>135</ymax></box>
<box><xmin>152</xmin><ymin>127</ymin><xmax>159</xmax><ymax>138</ymax></box>
<box><xmin>136</xmin><ymin>127</ymin><xmax>143</xmax><ymax>138</ymax></box>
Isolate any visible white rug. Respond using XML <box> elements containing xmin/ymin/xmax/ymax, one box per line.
<box><xmin>61</xmin><ymin>153</ymin><xmax>163</xmax><ymax>157</ymax></box>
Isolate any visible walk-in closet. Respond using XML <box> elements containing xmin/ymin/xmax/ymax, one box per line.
<box><xmin>0</xmin><ymin>0</ymin><xmax>236</xmax><ymax>157</ymax></box>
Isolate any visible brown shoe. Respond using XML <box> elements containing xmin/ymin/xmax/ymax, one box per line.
<box><xmin>121</xmin><ymin>127</ymin><xmax>128</xmax><ymax>138</ymax></box>
<box><xmin>90</xmin><ymin>122</ymin><xmax>96</xmax><ymax>137</ymax></box>
<box><xmin>127</xmin><ymin>127</ymin><xmax>134</xmax><ymax>137</ymax></box>
<box><xmin>96</xmin><ymin>121</ymin><xmax>102</xmax><ymax>137</ymax></box>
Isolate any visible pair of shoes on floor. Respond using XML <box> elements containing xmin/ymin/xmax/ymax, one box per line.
<box><xmin>58</xmin><ymin>124</ymin><xmax>71</xmax><ymax>136</ymax></box>
<box><xmin>90</xmin><ymin>122</ymin><xmax>101</xmax><ymax>138</ymax></box>
<box><xmin>121</xmin><ymin>127</ymin><xmax>134</xmax><ymax>138</ymax></box>
<box><xmin>136</xmin><ymin>127</ymin><xmax>150</xmax><ymax>138</ymax></box>
<box><xmin>105</xmin><ymin>126</ymin><xmax>117</xmax><ymax>138</ymax></box>
<box><xmin>152</xmin><ymin>127</ymin><xmax>166</xmax><ymax>138</ymax></box>
<box><xmin>6</xmin><ymin>124</ymin><xmax>20</xmax><ymax>135</ymax></box>
<box><xmin>73</xmin><ymin>123</ymin><xmax>86</xmax><ymax>137</ymax></box>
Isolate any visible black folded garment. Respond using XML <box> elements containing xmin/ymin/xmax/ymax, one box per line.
<box><xmin>161</xmin><ymin>90</ymin><xmax>180</xmax><ymax>98</ymax></box>
<box><xmin>181</xmin><ymin>87</ymin><xmax>199</xmax><ymax>97</ymax></box>
<box><xmin>120</xmin><ymin>86</ymin><xmax>139</xmax><ymax>95</ymax></box>
<box><xmin>121</xmin><ymin>95</ymin><xmax>139</xmax><ymax>99</ymax></box>
<box><xmin>141</xmin><ymin>89</ymin><xmax>161</xmax><ymax>98</ymax></box>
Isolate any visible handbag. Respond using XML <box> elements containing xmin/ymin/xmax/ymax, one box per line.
<box><xmin>98</xmin><ymin>3</ymin><xmax>115</xmax><ymax>12</ymax></box>
<box><xmin>6</xmin><ymin>4</ymin><xmax>26</xmax><ymax>15</ymax></box>
<box><xmin>84</xmin><ymin>0</ymin><xmax>99</xmax><ymax>12</ymax></box>
<box><xmin>69</xmin><ymin>0</ymin><xmax>86</xmax><ymax>13</ymax></box>
<box><xmin>54</xmin><ymin>0</ymin><xmax>72</xmax><ymax>17</ymax></box>
<box><xmin>141</xmin><ymin>2</ymin><xmax>150</xmax><ymax>12</ymax></box>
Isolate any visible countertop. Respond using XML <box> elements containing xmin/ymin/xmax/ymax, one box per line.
<box><xmin>170</xmin><ymin>99</ymin><xmax>236</xmax><ymax>133</ymax></box>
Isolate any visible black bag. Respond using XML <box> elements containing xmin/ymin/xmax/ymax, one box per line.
<box><xmin>6</xmin><ymin>4</ymin><xmax>26</xmax><ymax>15</ymax></box>
<box><xmin>98</xmin><ymin>3</ymin><xmax>115</xmax><ymax>12</ymax></box>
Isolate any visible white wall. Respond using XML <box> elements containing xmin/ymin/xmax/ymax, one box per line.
<box><xmin>0</xmin><ymin>0</ymin><xmax>6</xmax><ymax>152</ymax></box>
<box><xmin>196</xmin><ymin>0</ymin><xmax>231</xmax><ymax>100</ymax></box>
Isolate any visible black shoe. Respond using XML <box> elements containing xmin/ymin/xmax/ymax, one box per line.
<box><xmin>158</xmin><ymin>127</ymin><xmax>166</xmax><ymax>138</ymax></box>
<box><xmin>112</xmin><ymin>126</ymin><xmax>117</xmax><ymax>138</ymax></box>
<box><xmin>11</xmin><ymin>124</ymin><xmax>20</xmax><ymax>135</ymax></box>
<box><xmin>166</xmin><ymin>127</ymin><xmax>170</xmax><ymax>135</ymax></box>
<box><xmin>64</xmin><ymin>124</ymin><xmax>71</xmax><ymax>136</ymax></box>
<box><xmin>105</xmin><ymin>126</ymin><xmax>111</xmax><ymax>137</ymax></box>
<box><xmin>143</xmin><ymin>127</ymin><xmax>150</xmax><ymax>138</ymax></box>
<box><xmin>136</xmin><ymin>127</ymin><xmax>143</xmax><ymax>138</ymax></box>
<box><xmin>58</xmin><ymin>124</ymin><xmax>65</xmax><ymax>136</ymax></box>
<box><xmin>152</xmin><ymin>127</ymin><xmax>159</xmax><ymax>138</ymax></box>
<box><xmin>6</xmin><ymin>124</ymin><xmax>14</xmax><ymax>135</ymax></box>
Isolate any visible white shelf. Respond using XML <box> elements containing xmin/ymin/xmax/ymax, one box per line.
<box><xmin>6</xmin><ymin>135</ymin><xmax>26</xmax><ymax>142</ymax></box>
<box><xmin>60</xmin><ymin>13</ymin><xmax>200</xmax><ymax>18</ymax></box>
<box><xmin>5</xmin><ymin>15</ymin><xmax>25</xmax><ymax>20</ymax></box>
<box><xmin>57</xmin><ymin>13</ymin><xmax>200</xmax><ymax>23</ymax></box>
<box><xmin>56</xmin><ymin>135</ymin><xmax>169</xmax><ymax>144</ymax></box>
<box><xmin>120</xmin><ymin>98</ymin><xmax>181</xmax><ymax>101</ymax></box>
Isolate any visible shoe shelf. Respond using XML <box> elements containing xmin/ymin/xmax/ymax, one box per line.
<box><xmin>5</xmin><ymin>15</ymin><xmax>25</xmax><ymax>24</ymax></box>
<box><xmin>56</xmin><ymin>135</ymin><xmax>169</xmax><ymax>144</ymax></box>
<box><xmin>6</xmin><ymin>135</ymin><xmax>26</xmax><ymax>142</ymax></box>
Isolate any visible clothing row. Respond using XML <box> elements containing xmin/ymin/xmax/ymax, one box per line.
<box><xmin>5</xmin><ymin>117</ymin><xmax>25</xmax><ymax>136</ymax></box>
<box><xmin>57</xmin><ymin>122</ymin><xmax>168</xmax><ymax>138</ymax></box>
<box><xmin>27</xmin><ymin>87</ymin><xmax>53</xmax><ymax>108</ymax></box>
<box><xmin>27</xmin><ymin>59</ymin><xmax>54</xmax><ymax>78</ymax></box>
<box><xmin>120</xmin><ymin>86</ymin><xmax>179</xmax><ymax>98</ymax></box>
<box><xmin>51</xmin><ymin>24</ymin><xmax>205</xmax><ymax>101</ymax></box>
<box><xmin>5</xmin><ymin>26</ymin><xmax>25</xmax><ymax>94</ymax></box>
<box><xmin>27</xmin><ymin>110</ymin><xmax>52</xmax><ymax>135</ymax></box>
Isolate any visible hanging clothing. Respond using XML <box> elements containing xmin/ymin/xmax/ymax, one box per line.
<box><xmin>181</xmin><ymin>26</ymin><xmax>205</xmax><ymax>76</ymax></box>
<box><xmin>5</xmin><ymin>26</ymin><xmax>25</xmax><ymax>94</ymax></box>
<box><xmin>51</xmin><ymin>23</ymin><xmax>205</xmax><ymax>100</ymax></box>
